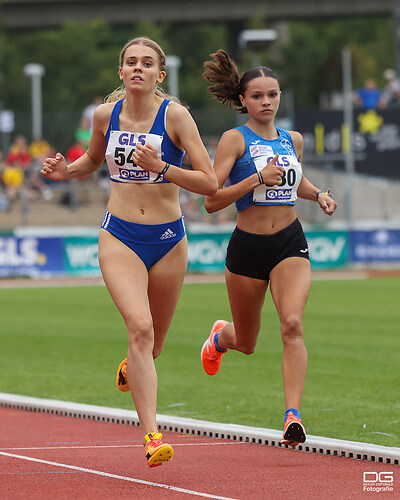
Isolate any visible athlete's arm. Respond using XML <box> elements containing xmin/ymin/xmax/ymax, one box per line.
<box><xmin>132</xmin><ymin>103</ymin><xmax>217</xmax><ymax>196</ymax></box>
<box><xmin>298</xmin><ymin>177</ymin><xmax>337</xmax><ymax>215</ymax></box>
<box><xmin>204</xmin><ymin>130</ymin><xmax>252</xmax><ymax>213</ymax></box>
<box><xmin>41</xmin><ymin>105</ymin><xmax>109</xmax><ymax>181</ymax></box>
<box><xmin>291</xmin><ymin>129</ymin><xmax>338</xmax><ymax>215</ymax></box>
<box><xmin>164</xmin><ymin>104</ymin><xmax>218</xmax><ymax>196</ymax></box>
<box><xmin>289</xmin><ymin>130</ymin><xmax>304</xmax><ymax>163</ymax></box>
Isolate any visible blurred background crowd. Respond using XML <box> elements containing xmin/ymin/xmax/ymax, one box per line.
<box><xmin>0</xmin><ymin>101</ymin><xmax>236</xmax><ymax>225</ymax></box>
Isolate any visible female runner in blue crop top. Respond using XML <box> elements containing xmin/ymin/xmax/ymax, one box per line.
<box><xmin>200</xmin><ymin>50</ymin><xmax>337</xmax><ymax>448</ymax></box>
<box><xmin>41</xmin><ymin>37</ymin><xmax>217</xmax><ymax>468</ymax></box>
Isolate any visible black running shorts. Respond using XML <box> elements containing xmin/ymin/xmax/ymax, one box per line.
<box><xmin>225</xmin><ymin>218</ymin><xmax>310</xmax><ymax>281</ymax></box>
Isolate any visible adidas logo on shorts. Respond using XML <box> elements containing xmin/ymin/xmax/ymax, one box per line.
<box><xmin>160</xmin><ymin>228</ymin><xmax>176</xmax><ymax>240</ymax></box>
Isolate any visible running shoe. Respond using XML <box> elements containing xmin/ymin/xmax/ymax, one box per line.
<box><xmin>116</xmin><ymin>358</ymin><xmax>130</xmax><ymax>392</ymax></box>
<box><xmin>281</xmin><ymin>411</ymin><xmax>306</xmax><ymax>447</ymax></box>
<box><xmin>201</xmin><ymin>320</ymin><xmax>228</xmax><ymax>375</ymax></box>
<box><xmin>144</xmin><ymin>433</ymin><xmax>174</xmax><ymax>468</ymax></box>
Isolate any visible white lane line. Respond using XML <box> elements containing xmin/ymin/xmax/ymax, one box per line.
<box><xmin>0</xmin><ymin>442</ymin><xmax>246</xmax><ymax>452</ymax></box>
<box><xmin>0</xmin><ymin>451</ymin><xmax>239</xmax><ymax>500</ymax></box>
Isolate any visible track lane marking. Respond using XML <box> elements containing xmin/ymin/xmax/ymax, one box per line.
<box><xmin>0</xmin><ymin>442</ymin><xmax>246</xmax><ymax>452</ymax></box>
<box><xmin>0</xmin><ymin>451</ymin><xmax>239</xmax><ymax>500</ymax></box>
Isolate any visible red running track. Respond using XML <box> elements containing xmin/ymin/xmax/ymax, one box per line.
<box><xmin>0</xmin><ymin>407</ymin><xmax>398</xmax><ymax>499</ymax></box>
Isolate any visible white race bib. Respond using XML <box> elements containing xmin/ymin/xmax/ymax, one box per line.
<box><xmin>253</xmin><ymin>155</ymin><xmax>302</xmax><ymax>204</ymax></box>
<box><xmin>105</xmin><ymin>130</ymin><xmax>163</xmax><ymax>183</ymax></box>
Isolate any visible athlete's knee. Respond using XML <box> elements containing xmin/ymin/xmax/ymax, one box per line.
<box><xmin>281</xmin><ymin>315</ymin><xmax>303</xmax><ymax>343</ymax></box>
<box><xmin>125</xmin><ymin>315</ymin><xmax>154</xmax><ymax>349</ymax></box>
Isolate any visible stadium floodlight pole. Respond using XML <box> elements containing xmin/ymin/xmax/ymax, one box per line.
<box><xmin>23</xmin><ymin>63</ymin><xmax>45</xmax><ymax>140</ymax></box>
<box><xmin>342</xmin><ymin>47</ymin><xmax>355</xmax><ymax>228</ymax></box>
<box><xmin>165</xmin><ymin>55</ymin><xmax>181</xmax><ymax>99</ymax></box>
<box><xmin>238</xmin><ymin>29</ymin><xmax>278</xmax><ymax>67</ymax></box>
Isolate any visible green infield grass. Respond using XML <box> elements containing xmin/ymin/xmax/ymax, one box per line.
<box><xmin>0</xmin><ymin>277</ymin><xmax>399</xmax><ymax>448</ymax></box>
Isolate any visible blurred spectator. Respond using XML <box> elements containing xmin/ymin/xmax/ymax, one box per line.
<box><xmin>66</xmin><ymin>139</ymin><xmax>91</xmax><ymax>181</ymax></box>
<box><xmin>353</xmin><ymin>78</ymin><xmax>385</xmax><ymax>110</ymax></box>
<box><xmin>0</xmin><ymin>150</ymin><xmax>9</xmax><ymax>211</ymax></box>
<box><xmin>381</xmin><ymin>69</ymin><xmax>400</xmax><ymax>109</ymax></box>
<box><xmin>206</xmin><ymin>138</ymin><xmax>219</xmax><ymax>164</ymax></box>
<box><xmin>29</xmin><ymin>137</ymin><xmax>55</xmax><ymax>201</ymax></box>
<box><xmin>179</xmin><ymin>190</ymin><xmax>207</xmax><ymax>223</ymax></box>
<box><xmin>6</xmin><ymin>134</ymin><xmax>32</xmax><ymax>168</ymax></box>
<box><xmin>66</xmin><ymin>140</ymin><xmax>86</xmax><ymax>164</ymax></box>
<box><xmin>29</xmin><ymin>137</ymin><xmax>54</xmax><ymax>163</ymax></box>
<box><xmin>82</xmin><ymin>96</ymin><xmax>103</xmax><ymax>131</ymax></box>
<box><xmin>74</xmin><ymin>117</ymin><xmax>92</xmax><ymax>149</ymax></box>
<box><xmin>2</xmin><ymin>135</ymin><xmax>31</xmax><ymax>203</ymax></box>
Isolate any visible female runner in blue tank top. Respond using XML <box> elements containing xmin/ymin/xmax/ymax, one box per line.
<box><xmin>200</xmin><ymin>50</ymin><xmax>337</xmax><ymax>447</ymax></box>
<box><xmin>41</xmin><ymin>37</ymin><xmax>217</xmax><ymax>468</ymax></box>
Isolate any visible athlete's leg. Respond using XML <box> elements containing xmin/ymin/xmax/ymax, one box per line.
<box><xmin>217</xmin><ymin>268</ymin><xmax>268</xmax><ymax>354</ymax></box>
<box><xmin>98</xmin><ymin>229</ymin><xmax>158</xmax><ymax>438</ymax></box>
<box><xmin>148</xmin><ymin>236</ymin><xmax>188</xmax><ymax>359</ymax></box>
<box><xmin>269</xmin><ymin>257</ymin><xmax>311</xmax><ymax>410</ymax></box>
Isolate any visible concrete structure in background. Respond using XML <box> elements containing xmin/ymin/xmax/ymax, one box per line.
<box><xmin>1</xmin><ymin>0</ymin><xmax>395</xmax><ymax>30</ymax></box>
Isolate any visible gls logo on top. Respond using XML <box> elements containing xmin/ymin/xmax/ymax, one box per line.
<box><xmin>118</xmin><ymin>132</ymin><xmax>146</xmax><ymax>147</ymax></box>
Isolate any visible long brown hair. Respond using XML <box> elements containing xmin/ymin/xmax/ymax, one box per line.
<box><xmin>106</xmin><ymin>37</ymin><xmax>179</xmax><ymax>103</ymax></box>
<box><xmin>203</xmin><ymin>49</ymin><xmax>279</xmax><ymax>114</ymax></box>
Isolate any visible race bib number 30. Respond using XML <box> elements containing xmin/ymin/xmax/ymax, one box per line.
<box><xmin>105</xmin><ymin>131</ymin><xmax>163</xmax><ymax>183</ymax></box>
<box><xmin>253</xmin><ymin>154</ymin><xmax>302</xmax><ymax>204</ymax></box>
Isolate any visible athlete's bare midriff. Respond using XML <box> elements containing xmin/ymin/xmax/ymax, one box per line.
<box><xmin>107</xmin><ymin>181</ymin><xmax>182</xmax><ymax>224</ymax></box>
<box><xmin>236</xmin><ymin>204</ymin><xmax>297</xmax><ymax>235</ymax></box>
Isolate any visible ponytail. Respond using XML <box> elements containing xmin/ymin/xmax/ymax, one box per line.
<box><xmin>203</xmin><ymin>49</ymin><xmax>280</xmax><ymax>114</ymax></box>
<box><xmin>203</xmin><ymin>50</ymin><xmax>245</xmax><ymax>113</ymax></box>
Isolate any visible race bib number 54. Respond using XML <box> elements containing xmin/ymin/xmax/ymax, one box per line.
<box><xmin>106</xmin><ymin>131</ymin><xmax>163</xmax><ymax>182</ymax></box>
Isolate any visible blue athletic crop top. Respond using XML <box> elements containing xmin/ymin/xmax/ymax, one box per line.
<box><xmin>104</xmin><ymin>98</ymin><xmax>184</xmax><ymax>183</ymax></box>
<box><xmin>229</xmin><ymin>125</ymin><xmax>303</xmax><ymax>212</ymax></box>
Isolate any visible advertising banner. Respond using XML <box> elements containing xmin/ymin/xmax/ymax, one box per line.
<box><xmin>295</xmin><ymin>109</ymin><xmax>400</xmax><ymax>179</ymax></box>
<box><xmin>187</xmin><ymin>229</ymin><xmax>349</xmax><ymax>273</ymax></box>
<box><xmin>349</xmin><ymin>229</ymin><xmax>400</xmax><ymax>264</ymax></box>
<box><xmin>187</xmin><ymin>231</ymin><xmax>231</xmax><ymax>273</ymax></box>
<box><xmin>306</xmin><ymin>231</ymin><xmax>348</xmax><ymax>270</ymax></box>
<box><xmin>63</xmin><ymin>236</ymin><xmax>100</xmax><ymax>276</ymax></box>
<box><xmin>11</xmin><ymin>227</ymin><xmax>400</xmax><ymax>277</ymax></box>
<box><xmin>0</xmin><ymin>236</ymin><xmax>64</xmax><ymax>277</ymax></box>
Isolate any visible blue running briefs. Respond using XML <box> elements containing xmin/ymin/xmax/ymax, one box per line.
<box><xmin>101</xmin><ymin>210</ymin><xmax>186</xmax><ymax>269</ymax></box>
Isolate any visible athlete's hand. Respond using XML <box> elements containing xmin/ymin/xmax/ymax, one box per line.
<box><xmin>317</xmin><ymin>193</ymin><xmax>338</xmax><ymax>216</ymax></box>
<box><xmin>132</xmin><ymin>143</ymin><xmax>162</xmax><ymax>173</ymax></box>
<box><xmin>260</xmin><ymin>153</ymin><xmax>285</xmax><ymax>186</ymax></box>
<box><xmin>40</xmin><ymin>153</ymin><xmax>68</xmax><ymax>181</ymax></box>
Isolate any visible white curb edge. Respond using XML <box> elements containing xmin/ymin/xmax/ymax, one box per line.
<box><xmin>0</xmin><ymin>392</ymin><xmax>398</xmax><ymax>465</ymax></box>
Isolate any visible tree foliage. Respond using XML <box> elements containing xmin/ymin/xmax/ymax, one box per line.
<box><xmin>0</xmin><ymin>15</ymin><xmax>396</xmax><ymax>144</ymax></box>
<box><xmin>275</xmin><ymin>17</ymin><xmax>395</xmax><ymax>108</ymax></box>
